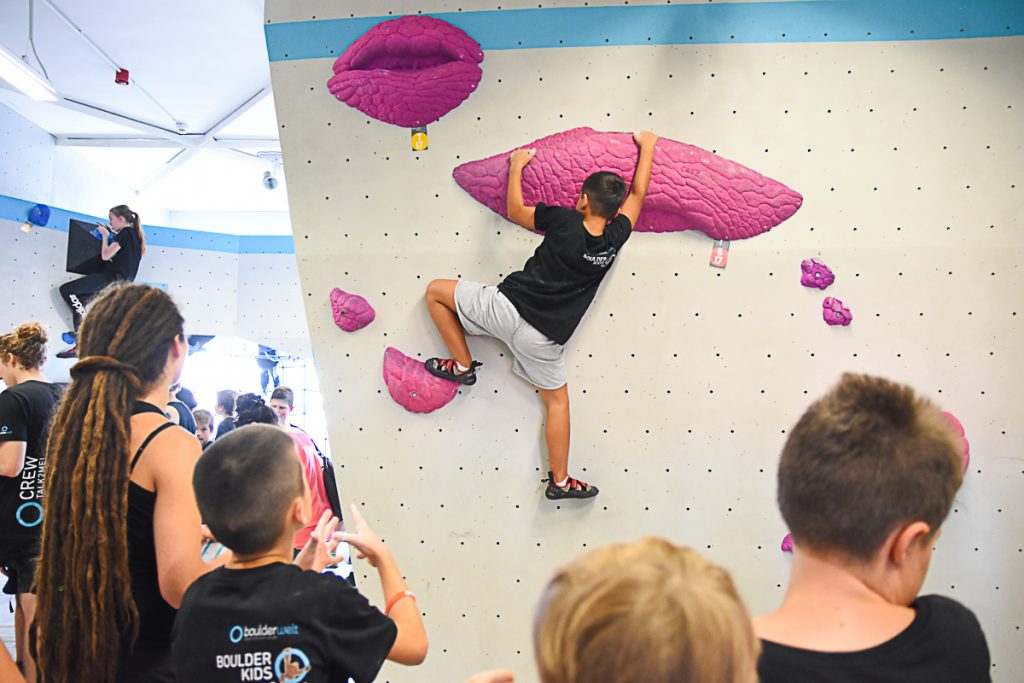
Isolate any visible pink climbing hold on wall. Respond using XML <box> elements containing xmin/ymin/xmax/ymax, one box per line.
<box><xmin>327</xmin><ymin>15</ymin><xmax>484</xmax><ymax>127</ymax></box>
<box><xmin>940</xmin><ymin>411</ymin><xmax>971</xmax><ymax>473</ymax></box>
<box><xmin>781</xmin><ymin>533</ymin><xmax>794</xmax><ymax>553</ymax></box>
<box><xmin>452</xmin><ymin>127</ymin><xmax>803</xmax><ymax>240</ymax></box>
<box><xmin>822</xmin><ymin>297</ymin><xmax>852</xmax><ymax>326</ymax></box>
<box><xmin>383</xmin><ymin>347</ymin><xmax>460</xmax><ymax>414</ymax></box>
<box><xmin>330</xmin><ymin>288</ymin><xmax>375</xmax><ymax>332</ymax></box>
<box><xmin>801</xmin><ymin>258</ymin><xmax>835</xmax><ymax>289</ymax></box>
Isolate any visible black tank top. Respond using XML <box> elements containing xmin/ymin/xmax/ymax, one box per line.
<box><xmin>121</xmin><ymin>401</ymin><xmax>178</xmax><ymax>680</ymax></box>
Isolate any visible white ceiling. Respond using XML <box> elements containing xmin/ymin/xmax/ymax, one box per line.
<box><xmin>0</xmin><ymin>0</ymin><xmax>291</xmax><ymax>228</ymax></box>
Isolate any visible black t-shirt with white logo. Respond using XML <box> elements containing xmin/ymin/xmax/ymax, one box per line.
<box><xmin>0</xmin><ymin>380</ymin><xmax>62</xmax><ymax>559</ymax></box>
<box><xmin>498</xmin><ymin>203</ymin><xmax>632</xmax><ymax>345</ymax></box>
<box><xmin>758</xmin><ymin>595</ymin><xmax>991</xmax><ymax>683</ymax></box>
<box><xmin>105</xmin><ymin>227</ymin><xmax>142</xmax><ymax>281</ymax></box>
<box><xmin>172</xmin><ymin>563</ymin><xmax>397</xmax><ymax>683</ymax></box>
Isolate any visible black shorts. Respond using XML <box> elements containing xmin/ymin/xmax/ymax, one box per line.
<box><xmin>1</xmin><ymin>555</ymin><xmax>37</xmax><ymax>595</ymax></box>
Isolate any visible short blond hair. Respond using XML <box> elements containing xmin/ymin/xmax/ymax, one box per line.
<box><xmin>534</xmin><ymin>537</ymin><xmax>759</xmax><ymax>683</ymax></box>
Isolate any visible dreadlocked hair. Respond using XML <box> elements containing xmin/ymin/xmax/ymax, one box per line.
<box><xmin>35</xmin><ymin>283</ymin><xmax>184</xmax><ymax>683</ymax></box>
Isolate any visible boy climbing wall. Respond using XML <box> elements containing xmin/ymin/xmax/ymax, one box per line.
<box><xmin>424</xmin><ymin>131</ymin><xmax>658</xmax><ymax>500</ymax></box>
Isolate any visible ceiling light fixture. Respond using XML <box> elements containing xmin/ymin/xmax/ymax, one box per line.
<box><xmin>257</xmin><ymin>151</ymin><xmax>283</xmax><ymax>190</ymax></box>
<box><xmin>0</xmin><ymin>41</ymin><xmax>56</xmax><ymax>101</ymax></box>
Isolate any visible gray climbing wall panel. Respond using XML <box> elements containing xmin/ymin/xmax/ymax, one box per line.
<box><xmin>267</xmin><ymin>2</ymin><xmax>1023</xmax><ymax>680</ymax></box>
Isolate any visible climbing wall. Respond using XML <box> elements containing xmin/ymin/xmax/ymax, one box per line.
<box><xmin>266</xmin><ymin>2</ymin><xmax>1024</xmax><ymax>680</ymax></box>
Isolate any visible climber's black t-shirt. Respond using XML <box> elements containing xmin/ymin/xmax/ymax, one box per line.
<box><xmin>498</xmin><ymin>203</ymin><xmax>632</xmax><ymax>345</ymax></box>
<box><xmin>0</xmin><ymin>380</ymin><xmax>62</xmax><ymax>559</ymax></box>
<box><xmin>172</xmin><ymin>563</ymin><xmax>396</xmax><ymax>683</ymax></box>
<box><xmin>105</xmin><ymin>227</ymin><xmax>142</xmax><ymax>281</ymax></box>
<box><xmin>758</xmin><ymin>595</ymin><xmax>991</xmax><ymax>683</ymax></box>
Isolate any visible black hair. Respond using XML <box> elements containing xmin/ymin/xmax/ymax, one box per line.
<box><xmin>581</xmin><ymin>171</ymin><xmax>628</xmax><ymax>219</ymax></box>
<box><xmin>235</xmin><ymin>392</ymin><xmax>277</xmax><ymax>426</ymax></box>
<box><xmin>194</xmin><ymin>425</ymin><xmax>304</xmax><ymax>555</ymax></box>
<box><xmin>175</xmin><ymin>386</ymin><xmax>197</xmax><ymax>410</ymax></box>
<box><xmin>216</xmin><ymin>389</ymin><xmax>238</xmax><ymax>415</ymax></box>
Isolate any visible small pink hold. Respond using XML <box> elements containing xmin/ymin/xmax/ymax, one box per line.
<box><xmin>331</xmin><ymin>288</ymin><xmax>375</xmax><ymax>332</ymax></box>
<box><xmin>801</xmin><ymin>258</ymin><xmax>835</xmax><ymax>289</ymax></box>
<box><xmin>822</xmin><ymin>297</ymin><xmax>852</xmax><ymax>326</ymax></box>
<box><xmin>781</xmin><ymin>533</ymin><xmax>794</xmax><ymax>553</ymax></box>
<box><xmin>940</xmin><ymin>411</ymin><xmax>971</xmax><ymax>473</ymax></box>
<box><xmin>383</xmin><ymin>347</ymin><xmax>459</xmax><ymax>414</ymax></box>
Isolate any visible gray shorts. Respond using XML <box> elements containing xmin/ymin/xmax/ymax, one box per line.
<box><xmin>454</xmin><ymin>280</ymin><xmax>567</xmax><ymax>390</ymax></box>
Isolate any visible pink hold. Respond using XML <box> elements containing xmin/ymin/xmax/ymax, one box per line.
<box><xmin>822</xmin><ymin>297</ymin><xmax>852</xmax><ymax>326</ymax></box>
<box><xmin>801</xmin><ymin>258</ymin><xmax>835</xmax><ymax>290</ymax></box>
<box><xmin>781</xmin><ymin>533</ymin><xmax>794</xmax><ymax>553</ymax></box>
<box><xmin>383</xmin><ymin>347</ymin><xmax>459</xmax><ymax>414</ymax></box>
<box><xmin>452</xmin><ymin>127</ymin><xmax>803</xmax><ymax>241</ymax></box>
<box><xmin>328</xmin><ymin>15</ymin><xmax>484</xmax><ymax>127</ymax></box>
<box><xmin>940</xmin><ymin>411</ymin><xmax>971</xmax><ymax>473</ymax></box>
<box><xmin>330</xmin><ymin>288</ymin><xmax>375</xmax><ymax>332</ymax></box>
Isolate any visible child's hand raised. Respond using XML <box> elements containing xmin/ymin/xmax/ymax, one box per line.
<box><xmin>633</xmin><ymin>130</ymin><xmax>658</xmax><ymax>147</ymax></box>
<box><xmin>336</xmin><ymin>503</ymin><xmax>390</xmax><ymax>568</ymax></box>
<box><xmin>294</xmin><ymin>510</ymin><xmax>341</xmax><ymax>572</ymax></box>
<box><xmin>509</xmin><ymin>148</ymin><xmax>536</xmax><ymax>169</ymax></box>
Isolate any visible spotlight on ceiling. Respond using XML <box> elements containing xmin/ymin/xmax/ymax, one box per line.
<box><xmin>257</xmin><ymin>151</ymin><xmax>283</xmax><ymax>191</ymax></box>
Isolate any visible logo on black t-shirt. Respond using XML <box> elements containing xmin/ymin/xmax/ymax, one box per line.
<box><xmin>0</xmin><ymin>425</ymin><xmax>8</xmax><ymax>434</ymax></box>
<box><xmin>219</xmin><ymin>624</ymin><xmax>309</xmax><ymax>681</ymax></box>
<box><xmin>583</xmin><ymin>245</ymin><xmax>617</xmax><ymax>268</ymax></box>
<box><xmin>276</xmin><ymin>648</ymin><xmax>311</xmax><ymax>682</ymax></box>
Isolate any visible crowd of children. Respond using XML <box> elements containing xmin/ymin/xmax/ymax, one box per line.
<box><xmin>0</xmin><ymin>137</ymin><xmax>994</xmax><ymax>682</ymax></box>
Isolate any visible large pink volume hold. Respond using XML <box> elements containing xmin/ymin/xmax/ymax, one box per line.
<box><xmin>328</xmin><ymin>15</ymin><xmax>484</xmax><ymax>127</ymax></box>
<box><xmin>383</xmin><ymin>347</ymin><xmax>459</xmax><ymax>414</ymax></box>
<box><xmin>453</xmin><ymin>127</ymin><xmax>803</xmax><ymax>240</ymax></box>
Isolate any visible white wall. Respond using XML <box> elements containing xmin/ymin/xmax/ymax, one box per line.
<box><xmin>0</xmin><ymin>102</ymin><xmax>54</xmax><ymax>202</ymax></box>
<box><xmin>51</xmin><ymin>147</ymin><xmax>170</xmax><ymax>226</ymax></box>
<box><xmin>169</xmin><ymin>210</ymin><xmax>291</xmax><ymax>235</ymax></box>
<box><xmin>269</xmin><ymin>3</ymin><xmax>1024</xmax><ymax>682</ymax></box>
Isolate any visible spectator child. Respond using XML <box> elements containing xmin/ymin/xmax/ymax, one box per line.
<box><xmin>172</xmin><ymin>425</ymin><xmax>427</xmax><ymax>681</ymax></box>
<box><xmin>753</xmin><ymin>373</ymin><xmax>990</xmax><ymax>682</ymax></box>
<box><xmin>214</xmin><ymin>389</ymin><xmax>238</xmax><ymax>439</ymax></box>
<box><xmin>193</xmin><ymin>409</ymin><xmax>214</xmax><ymax>450</ymax></box>
<box><xmin>469</xmin><ymin>537</ymin><xmax>758</xmax><ymax>683</ymax></box>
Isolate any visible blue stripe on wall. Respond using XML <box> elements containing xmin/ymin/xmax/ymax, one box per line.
<box><xmin>0</xmin><ymin>195</ymin><xmax>295</xmax><ymax>255</ymax></box>
<box><xmin>265</xmin><ymin>0</ymin><xmax>1024</xmax><ymax>62</ymax></box>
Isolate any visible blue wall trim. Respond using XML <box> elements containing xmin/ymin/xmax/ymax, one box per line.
<box><xmin>0</xmin><ymin>194</ymin><xmax>295</xmax><ymax>255</ymax></box>
<box><xmin>265</xmin><ymin>0</ymin><xmax>1024</xmax><ymax>62</ymax></box>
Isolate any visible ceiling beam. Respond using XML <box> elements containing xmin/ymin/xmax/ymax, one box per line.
<box><xmin>55</xmin><ymin>98</ymin><xmax>187</xmax><ymax>143</ymax></box>
<box><xmin>204</xmin><ymin>87</ymin><xmax>270</xmax><ymax>139</ymax></box>
<box><xmin>134</xmin><ymin>85</ymin><xmax>273</xmax><ymax>191</ymax></box>
<box><xmin>137</xmin><ymin>147</ymin><xmax>200</xmax><ymax>189</ymax></box>
<box><xmin>55</xmin><ymin>135</ymin><xmax>280</xmax><ymax>149</ymax></box>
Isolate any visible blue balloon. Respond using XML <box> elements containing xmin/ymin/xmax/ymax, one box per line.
<box><xmin>28</xmin><ymin>204</ymin><xmax>50</xmax><ymax>226</ymax></box>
